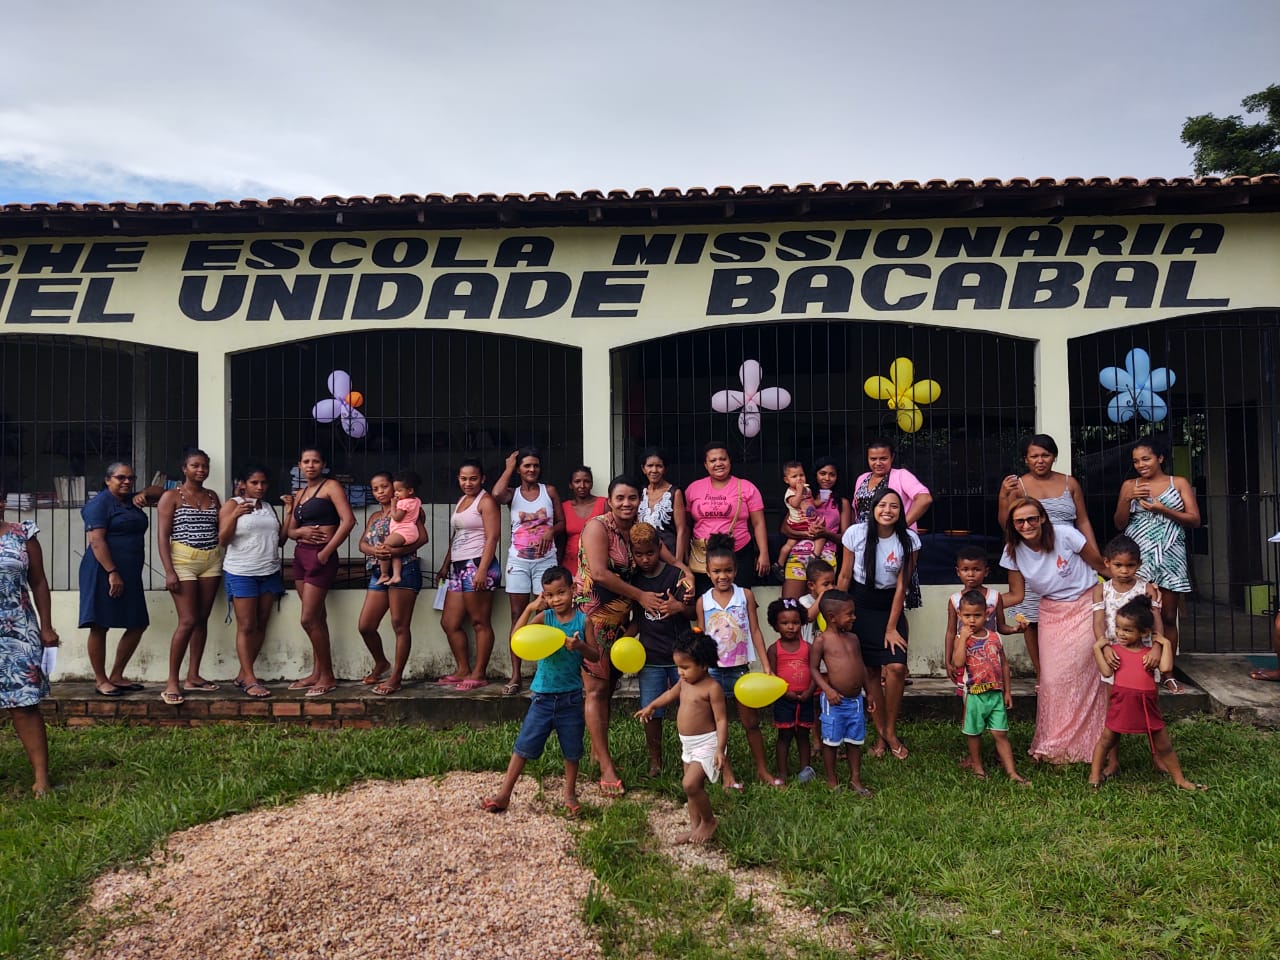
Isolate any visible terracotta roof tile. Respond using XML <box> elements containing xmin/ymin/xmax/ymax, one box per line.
<box><xmin>3</xmin><ymin>176</ymin><xmax>1278</xmax><ymax>235</ymax></box>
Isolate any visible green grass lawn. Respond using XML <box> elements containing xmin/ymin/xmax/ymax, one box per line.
<box><xmin>2</xmin><ymin>717</ymin><xmax>1277</xmax><ymax>959</ymax></box>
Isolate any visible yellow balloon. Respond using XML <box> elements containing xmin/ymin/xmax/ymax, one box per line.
<box><xmin>510</xmin><ymin>623</ymin><xmax>565</xmax><ymax>661</ymax></box>
<box><xmin>733</xmin><ymin>672</ymin><xmax>789</xmax><ymax>709</ymax></box>
<box><xmin>816</xmin><ymin>613</ymin><xmax>828</xmax><ymax>632</ymax></box>
<box><xmin>610</xmin><ymin>635</ymin><xmax>646</xmax><ymax>673</ymax></box>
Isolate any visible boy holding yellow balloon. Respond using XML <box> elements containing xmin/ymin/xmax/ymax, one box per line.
<box><xmin>482</xmin><ymin>567</ymin><xmax>599</xmax><ymax>817</ymax></box>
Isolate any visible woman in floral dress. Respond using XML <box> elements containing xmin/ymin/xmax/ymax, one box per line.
<box><xmin>1</xmin><ymin>519</ymin><xmax>58</xmax><ymax>796</ymax></box>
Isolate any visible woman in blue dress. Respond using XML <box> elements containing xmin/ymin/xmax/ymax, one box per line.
<box><xmin>1</xmin><ymin>518</ymin><xmax>58</xmax><ymax>796</ymax></box>
<box><xmin>79</xmin><ymin>462</ymin><xmax>150</xmax><ymax>696</ymax></box>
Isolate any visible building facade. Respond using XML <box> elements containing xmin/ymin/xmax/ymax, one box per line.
<box><xmin>3</xmin><ymin>176</ymin><xmax>1278</xmax><ymax>680</ymax></box>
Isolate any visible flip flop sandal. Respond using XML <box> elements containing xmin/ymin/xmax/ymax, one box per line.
<box><xmin>454</xmin><ymin>679</ymin><xmax>489</xmax><ymax>691</ymax></box>
<box><xmin>183</xmin><ymin>681</ymin><xmax>220</xmax><ymax>692</ymax></box>
<box><xmin>501</xmin><ymin>681</ymin><xmax>522</xmax><ymax>696</ymax></box>
<box><xmin>244</xmin><ymin>682</ymin><xmax>272</xmax><ymax>699</ymax></box>
<box><xmin>436</xmin><ymin>675</ymin><xmax>465</xmax><ymax>685</ymax></box>
<box><xmin>305</xmin><ymin>683</ymin><xmax>337</xmax><ymax>698</ymax></box>
<box><xmin>481</xmin><ymin>797</ymin><xmax>508</xmax><ymax>814</ymax></box>
<box><xmin>159</xmin><ymin>691</ymin><xmax>185</xmax><ymax>706</ymax></box>
<box><xmin>95</xmin><ymin>686</ymin><xmax>124</xmax><ymax>697</ymax></box>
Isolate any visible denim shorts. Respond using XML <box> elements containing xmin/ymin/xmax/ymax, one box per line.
<box><xmin>366</xmin><ymin>556</ymin><xmax>423</xmax><ymax>592</ymax></box>
<box><xmin>773</xmin><ymin>696</ymin><xmax>815</xmax><ymax>729</ymax></box>
<box><xmin>512</xmin><ymin>688</ymin><xmax>585</xmax><ymax>762</ymax></box>
<box><xmin>709</xmin><ymin>663</ymin><xmax>751</xmax><ymax>703</ymax></box>
<box><xmin>224</xmin><ymin>569</ymin><xmax>285</xmax><ymax>599</ymax></box>
<box><xmin>637</xmin><ymin>664</ymin><xmax>679</xmax><ymax>718</ymax></box>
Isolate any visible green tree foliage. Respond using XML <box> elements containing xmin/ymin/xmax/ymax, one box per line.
<box><xmin>1181</xmin><ymin>84</ymin><xmax>1280</xmax><ymax>176</ymax></box>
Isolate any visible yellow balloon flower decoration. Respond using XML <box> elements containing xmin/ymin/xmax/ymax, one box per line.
<box><xmin>864</xmin><ymin>357</ymin><xmax>941</xmax><ymax>433</ymax></box>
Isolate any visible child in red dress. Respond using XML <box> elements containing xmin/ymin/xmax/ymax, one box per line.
<box><xmin>1088</xmin><ymin>596</ymin><xmax>1205</xmax><ymax>791</ymax></box>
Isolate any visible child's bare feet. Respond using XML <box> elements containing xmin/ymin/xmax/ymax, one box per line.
<box><xmin>375</xmin><ymin>575</ymin><xmax>391</xmax><ymax>586</ymax></box>
<box><xmin>958</xmin><ymin>755</ymin><xmax>974</xmax><ymax>770</ymax></box>
<box><xmin>848</xmin><ymin>782</ymin><xmax>873</xmax><ymax>797</ymax></box>
<box><xmin>673</xmin><ymin>830</ymin><xmax>694</xmax><ymax>844</ymax></box>
<box><xmin>388</xmin><ymin>575</ymin><xmax>402</xmax><ymax>585</ymax></box>
<box><xmin>1008</xmin><ymin>772</ymin><xmax>1030</xmax><ymax>785</ymax></box>
<box><xmin>1175</xmin><ymin>779</ymin><xmax>1208</xmax><ymax>791</ymax></box>
<box><xmin>690</xmin><ymin>818</ymin><xmax>719</xmax><ymax>843</ymax></box>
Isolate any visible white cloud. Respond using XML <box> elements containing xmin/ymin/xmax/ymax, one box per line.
<box><xmin>2</xmin><ymin>0</ymin><xmax>1278</xmax><ymax>203</ymax></box>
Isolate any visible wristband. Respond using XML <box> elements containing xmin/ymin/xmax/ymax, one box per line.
<box><xmin>106</xmin><ymin>569</ymin><xmax>119</xmax><ymax>576</ymax></box>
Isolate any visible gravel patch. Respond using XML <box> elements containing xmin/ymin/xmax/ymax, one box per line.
<box><xmin>646</xmin><ymin>800</ymin><xmax>856</xmax><ymax>955</ymax></box>
<box><xmin>69</xmin><ymin>773</ymin><xmax>603</xmax><ymax>960</ymax></box>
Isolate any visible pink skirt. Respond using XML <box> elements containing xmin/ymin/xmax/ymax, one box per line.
<box><xmin>1029</xmin><ymin>591</ymin><xmax>1106</xmax><ymax>764</ymax></box>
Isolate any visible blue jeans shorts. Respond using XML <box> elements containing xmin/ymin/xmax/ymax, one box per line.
<box><xmin>367</xmin><ymin>556</ymin><xmax>423</xmax><ymax>592</ymax></box>
<box><xmin>709</xmin><ymin>663</ymin><xmax>751</xmax><ymax>704</ymax></box>
<box><xmin>224</xmin><ymin>569</ymin><xmax>285</xmax><ymax>599</ymax></box>
<box><xmin>512</xmin><ymin>689</ymin><xmax>585</xmax><ymax>762</ymax></box>
<box><xmin>638</xmin><ymin>664</ymin><xmax>679</xmax><ymax>718</ymax></box>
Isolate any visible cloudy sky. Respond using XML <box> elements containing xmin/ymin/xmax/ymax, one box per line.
<box><xmin>2</xmin><ymin>0</ymin><xmax>1276</xmax><ymax>204</ymax></box>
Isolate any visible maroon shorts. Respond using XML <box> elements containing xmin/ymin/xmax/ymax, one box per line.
<box><xmin>293</xmin><ymin>542</ymin><xmax>338</xmax><ymax>589</ymax></box>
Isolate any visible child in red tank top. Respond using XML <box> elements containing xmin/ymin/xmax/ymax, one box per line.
<box><xmin>766</xmin><ymin>598</ymin><xmax>816</xmax><ymax>782</ymax></box>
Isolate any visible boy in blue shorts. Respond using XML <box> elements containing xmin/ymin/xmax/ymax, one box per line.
<box><xmin>950</xmin><ymin>589</ymin><xmax>1029</xmax><ymax>784</ymax></box>
<box><xmin>809</xmin><ymin>590</ymin><xmax>872</xmax><ymax>796</ymax></box>
<box><xmin>483</xmin><ymin>566</ymin><xmax>600</xmax><ymax>815</ymax></box>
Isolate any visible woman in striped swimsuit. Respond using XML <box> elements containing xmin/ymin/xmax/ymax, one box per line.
<box><xmin>1114</xmin><ymin>437</ymin><xmax>1200</xmax><ymax>687</ymax></box>
<box><xmin>154</xmin><ymin>448</ymin><xmax>224</xmax><ymax>705</ymax></box>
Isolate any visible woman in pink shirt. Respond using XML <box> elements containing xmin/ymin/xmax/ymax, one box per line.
<box><xmin>852</xmin><ymin>437</ymin><xmax>933</xmax><ymax>530</ymax></box>
<box><xmin>685</xmin><ymin>442</ymin><xmax>769</xmax><ymax>593</ymax></box>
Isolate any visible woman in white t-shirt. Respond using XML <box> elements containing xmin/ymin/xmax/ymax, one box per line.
<box><xmin>1001</xmin><ymin>496</ymin><xmax>1107</xmax><ymax>764</ymax></box>
<box><xmin>837</xmin><ymin>486</ymin><xmax>920</xmax><ymax>761</ymax></box>
<box><xmin>218</xmin><ymin>464</ymin><xmax>285</xmax><ymax>700</ymax></box>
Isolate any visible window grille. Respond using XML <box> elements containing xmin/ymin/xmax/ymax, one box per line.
<box><xmin>0</xmin><ymin>334</ymin><xmax>197</xmax><ymax>588</ymax></box>
<box><xmin>230</xmin><ymin>329</ymin><xmax>583</xmax><ymax>586</ymax></box>
<box><xmin>610</xmin><ymin>320</ymin><xmax>1037</xmax><ymax>583</ymax></box>
<box><xmin>1069</xmin><ymin>310</ymin><xmax>1280</xmax><ymax>652</ymax></box>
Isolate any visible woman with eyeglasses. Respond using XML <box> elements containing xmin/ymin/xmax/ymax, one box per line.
<box><xmin>79</xmin><ymin>462</ymin><xmax>150</xmax><ymax>696</ymax></box>
<box><xmin>1001</xmin><ymin>497</ymin><xmax>1107</xmax><ymax>764</ymax></box>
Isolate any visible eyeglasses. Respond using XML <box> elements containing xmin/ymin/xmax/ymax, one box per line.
<box><xmin>112</xmin><ymin>474</ymin><xmax>136</xmax><ymax>481</ymax></box>
<box><xmin>1012</xmin><ymin>516</ymin><xmax>1041</xmax><ymax>526</ymax></box>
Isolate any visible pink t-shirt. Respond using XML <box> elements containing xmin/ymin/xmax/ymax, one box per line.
<box><xmin>685</xmin><ymin>476</ymin><xmax>765</xmax><ymax>551</ymax></box>
<box><xmin>853</xmin><ymin>467</ymin><xmax>930</xmax><ymax>531</ymax></box>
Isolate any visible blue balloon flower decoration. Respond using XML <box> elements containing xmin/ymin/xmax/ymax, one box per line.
<box><xmin>1098</xmin><ymin>348</ymin><xmax>1175</xmax><ymax>423</ymax></box>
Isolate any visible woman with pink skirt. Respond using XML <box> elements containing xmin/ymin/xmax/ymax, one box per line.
<box><xmin>1001</xmin><ymin>497</ymin><xmax>1107</xmax><ymax>763</ymax></box>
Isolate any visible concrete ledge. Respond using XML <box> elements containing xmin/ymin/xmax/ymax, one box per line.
<box><xmin>32</xmin><ymin>673</ymin><xmax>1213</xmax><ymax>729</ymax></box>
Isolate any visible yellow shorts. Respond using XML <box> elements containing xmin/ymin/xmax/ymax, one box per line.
<box><xmin>170</xmin><ymin>542</ymin><xmax>224</xmax><ymax>580</ymax></box>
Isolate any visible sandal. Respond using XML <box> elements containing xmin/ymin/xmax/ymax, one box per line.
<box><xmin>305</xmin><ymin>683</ymin><xmax>337</xmax><ymax>698</ymax></box>
<box><xmin>501</xmin><ymin>681</ymin><xmax>522</xmax><ymax>696</ymax></box>
<box><xmin>598</xmin><ymin>778</ymin><xmax>625</xmax><ymax>797</ymax></box>
<box><xmin>1162</xmin><ymin>677</ymin><xmax>1183</xmax><ymax>694</ymax></box>
<box><xmin>159</xmin><ymin>691</ymin><xmax>185</xmax><ymax>706</ymax></box>
<box><xmin>481</xmin><ymin>797</ymin><xmax>508</xmax><ymax>814</ymax></box>
<box><xmin>454</xmin><ymin>679</ymin><xmax>489</xmax><ymax>691</ymax></box>
<box><xmin>244</xmin><ymin>682</ymin><xmax>272</xmax><ymax>699</ymax></box>
<box><xmin>373</xmin><ymin>681</ymin><xmax>401</xmax><ymax>696</ymax></box>
<box><xmin>890</xmin><ymin>742</ymin><xmax>910</xmax><ymax>761</ymax></box>
<box><xmin>435</xmin><ymin>674</ymin><xmax>464</xmax><ymax>685</ymax></box>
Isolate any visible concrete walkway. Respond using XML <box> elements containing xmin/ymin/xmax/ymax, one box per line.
<box><xmin>42</xmin><ymin>669</ymin><xmax>1216</xmax><ymax>728</ymax></box>
<box><xmin>1178</xmin><ymin>653</ymin><xmax>1280</xmax><ymax>729</ymax></box>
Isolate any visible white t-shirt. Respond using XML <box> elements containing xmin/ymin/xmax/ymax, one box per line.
<box><xmin>841</xmin><ymin>523</ymin><xmax>921</xmax><ymax>591</ymax></box>
<box><xmin>1000</xmin><ymin>524</ymin><xmax>1095</xmax><ymax>601</ymax></box>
